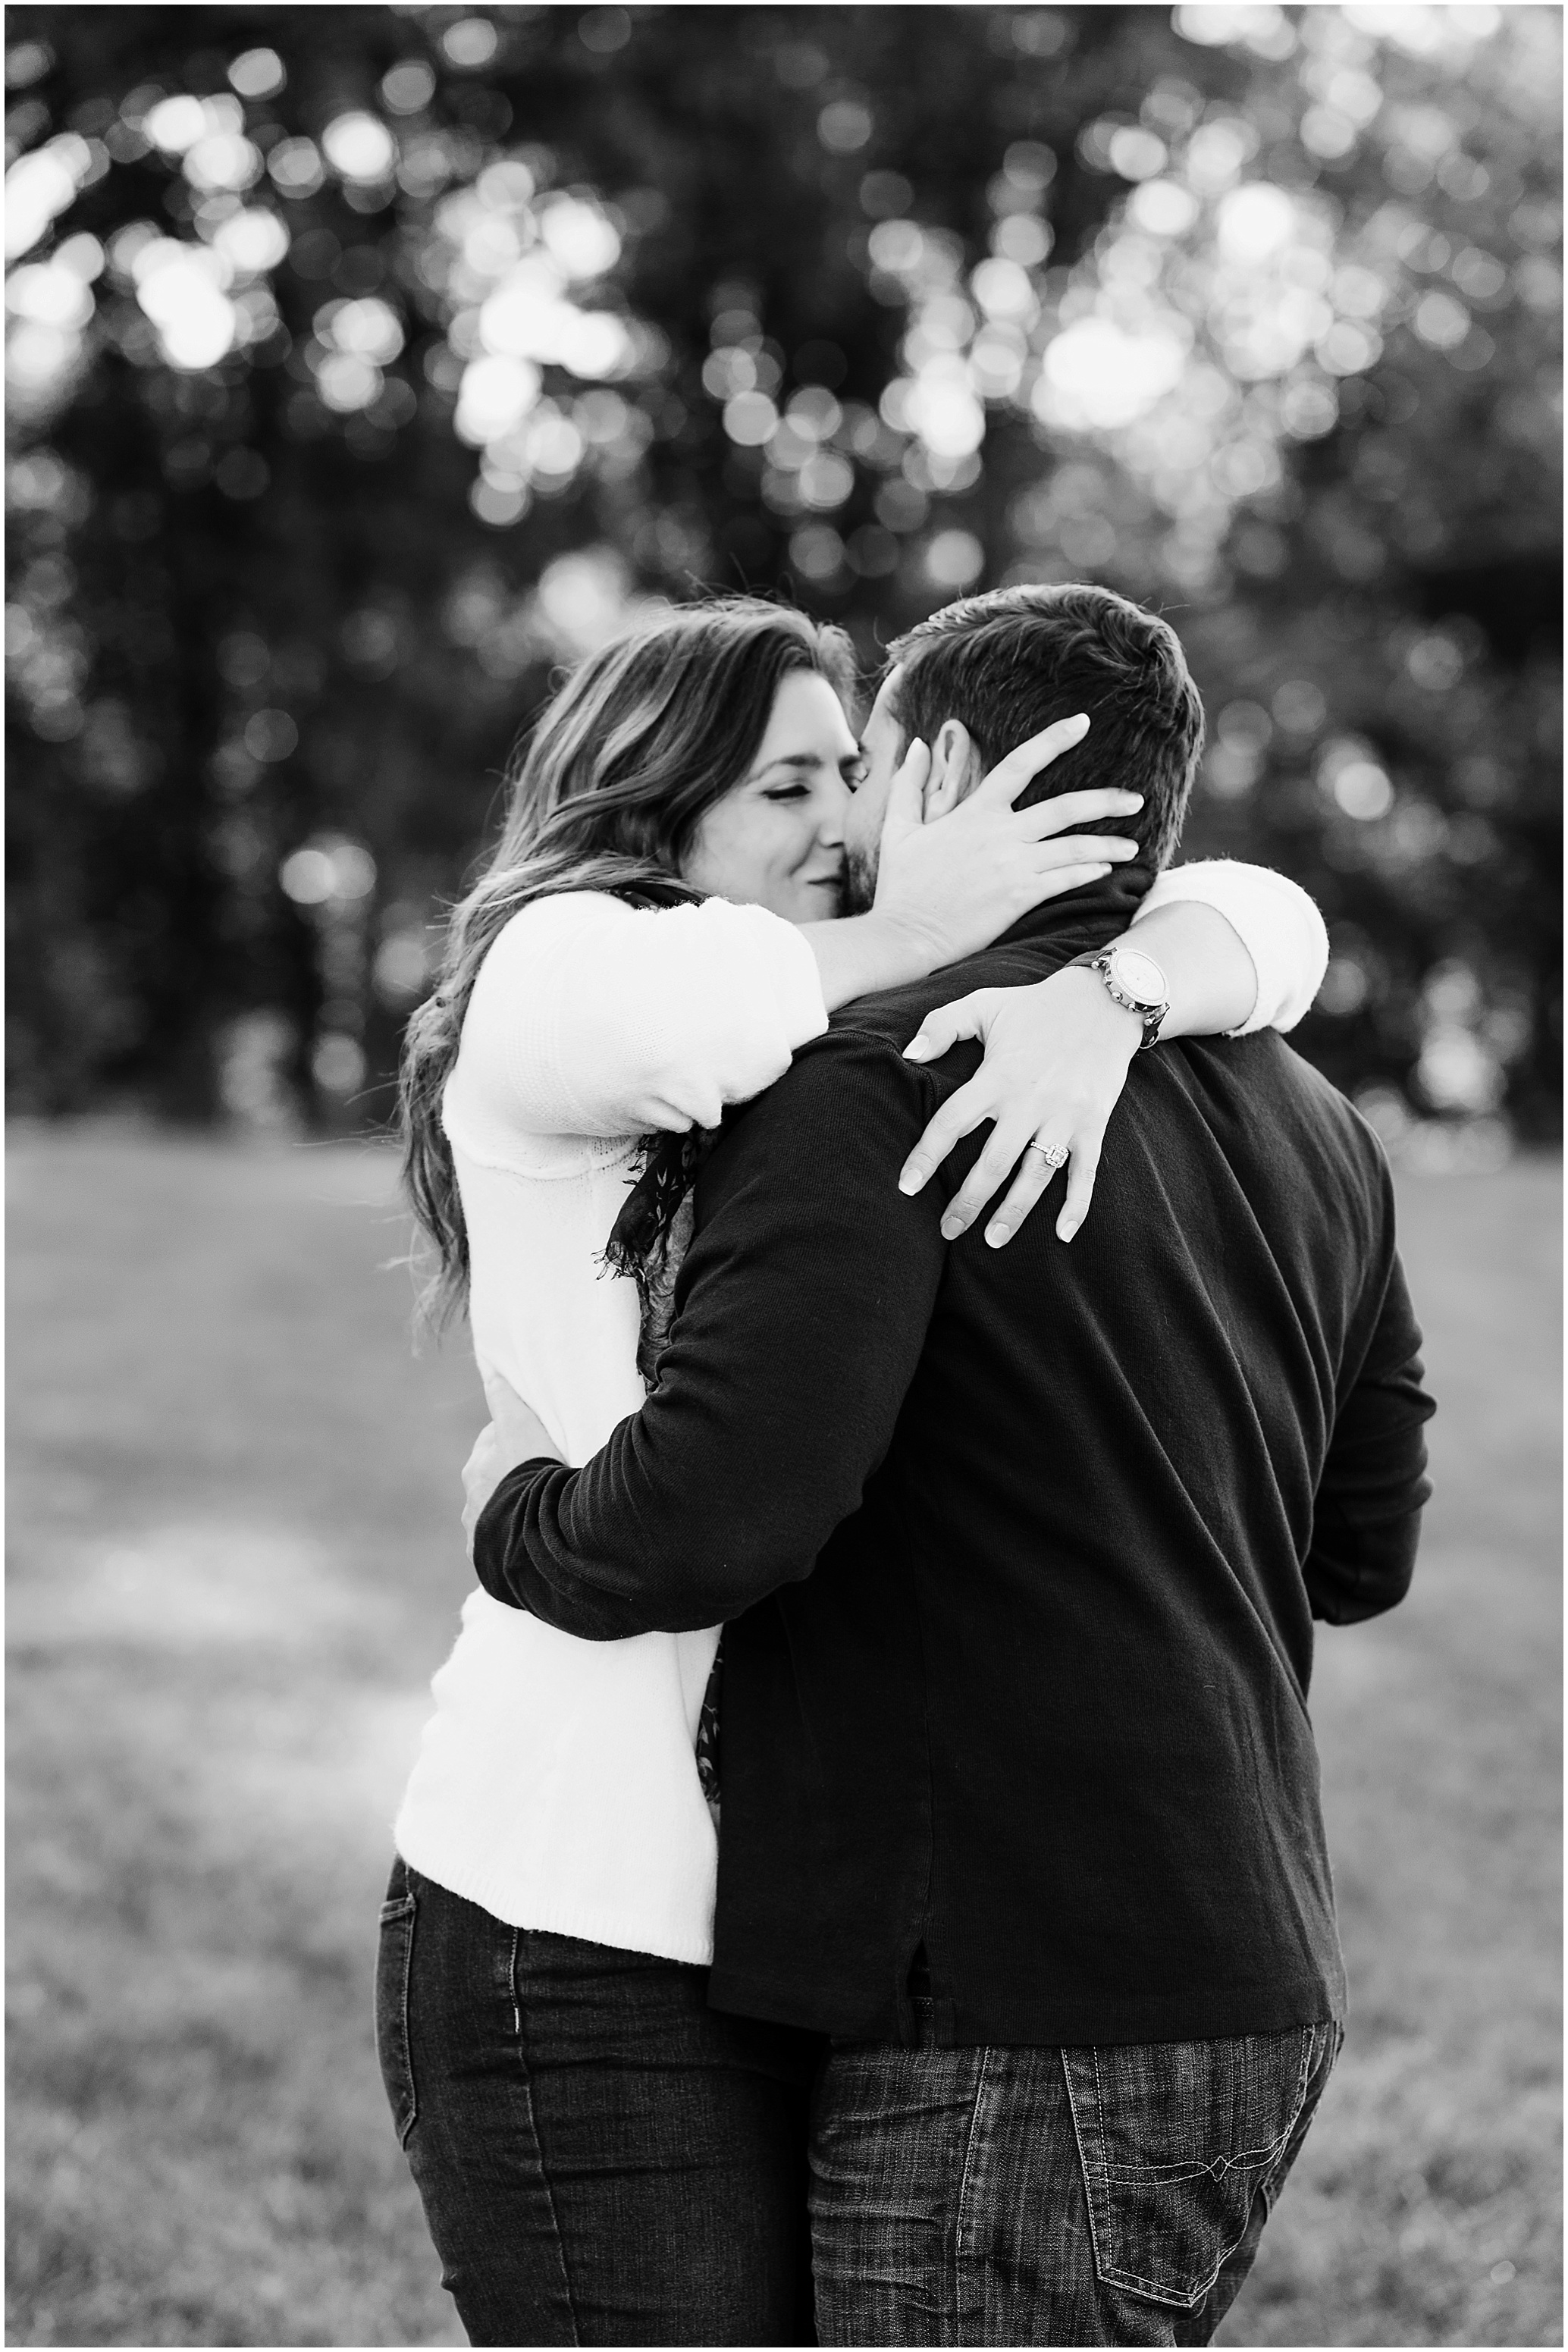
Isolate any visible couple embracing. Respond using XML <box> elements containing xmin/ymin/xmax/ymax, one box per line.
<box><xmin>379</xmin><ymin>582</ymin><xmax>1434</xmax><ymax>2347</ymax></box>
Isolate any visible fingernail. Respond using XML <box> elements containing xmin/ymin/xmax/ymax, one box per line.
<box><xmin>985</xmin><ymin>1221</ymin><xmax>1010</xmax><ymax>1247</ymax></box>
<box><xmin>940</xmin><ymin>1215</ymin><xmax>964</xmax><ymax>1240</ymax></box>
<box><xmin>1122</xmin><ymin>793</ymin><xmax>1144</xmax><ymax>806</ymax></box>
<box><xmin>898</xmin><ymin>1168</ymin><xmax>924</xmax><ymax>1194</ymax></box>
<box><xmin>903</xmin><ymin>1039</ymin><xmax>933</xmax><ymax>1061</ymax></box>
<box><xmin>1058</xmin><ymin>1219</ymin><xmax>1079</xmax><ymax>1243</ymax></box>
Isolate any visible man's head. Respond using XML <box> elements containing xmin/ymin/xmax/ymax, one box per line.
<box><xmin>845</xmin><ymin>582</ymin><xmax>1205</xmax><ymax>907</ymax></box>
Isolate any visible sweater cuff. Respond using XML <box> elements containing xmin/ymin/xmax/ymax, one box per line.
<box><xmin>1136</xmin><ymin>861</ymin><xmax>1329</xmax><ymax>1035</ymax></box>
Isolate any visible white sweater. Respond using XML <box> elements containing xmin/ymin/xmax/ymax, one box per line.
<box><xmin>394</xmin><ymin>864</ymin><xmax>1329</xmax><ymax>1964</ymax></box>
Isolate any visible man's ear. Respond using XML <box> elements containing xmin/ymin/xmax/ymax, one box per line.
<box><xmin>923</xmin><ymin>720</ymin><xmax>980</xmax><ymax>818</ymax></box>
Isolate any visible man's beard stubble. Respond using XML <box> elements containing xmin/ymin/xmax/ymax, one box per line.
<box><xmin>842</xmin><ymin>840</ymin><xmax>878</xmax><ymax>917</ymax></box>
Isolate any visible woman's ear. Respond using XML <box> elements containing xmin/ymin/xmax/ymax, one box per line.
<box><xmin>923</xmin><ymin>720</ymin><xmax>977</xmax><ymax>818</ymax></box>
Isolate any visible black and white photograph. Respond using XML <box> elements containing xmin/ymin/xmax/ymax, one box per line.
<box><xmin>6</xmin><ymin>5</ymin><xmax>1560</xmax><ymax>2347</ymax></box>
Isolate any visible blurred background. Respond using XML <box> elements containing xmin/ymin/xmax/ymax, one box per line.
<box><xmin>5</xmin><ymin>5</ymin><xmax>1560</xmax><ymax>2347</ymax></box>
<box><xmin>5</xmin><ymin>0</ymin><xmax>1562</xmax><ymax>1143</ymax></box>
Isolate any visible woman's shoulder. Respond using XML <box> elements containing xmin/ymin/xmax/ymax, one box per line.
<box><xmin>478</xmin><ymin>886</ymin><xmax>792</xmax><ymax>986</ymax></box>
<box><xmin>469</xmin><ymin>889</ymin><xmax>639</xmax><ymax>996</ymax></box>
<box><xmin>488</xmin><ymin>887</ymin><xmax>639</xmax><ymax>950</ymax></box>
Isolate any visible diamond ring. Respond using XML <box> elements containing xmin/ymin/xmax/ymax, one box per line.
<box><xmin>1023</xmin><ymin>1139</ymin><xmax>1070</xmax><ymax>1171</ymax></box>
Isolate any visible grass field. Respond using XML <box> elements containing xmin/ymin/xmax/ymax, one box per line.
<box><xmin>6</xmin><ymin>1127</ymin><xmax>1561</xmax><ymax>2349</ymax></box>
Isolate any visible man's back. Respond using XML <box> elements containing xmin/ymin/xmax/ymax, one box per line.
<box><xmin>472</xmin><ymin>887</ymin><xmax>1434</xmax><ymax>2049</ymax></box>
<box><xmin>704</xmin><ymin>905</ymin><xmax>1433</xmax><ymax>2043</ymax></box>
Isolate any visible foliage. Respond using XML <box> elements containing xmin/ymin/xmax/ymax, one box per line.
<box><xmin>4</xmin><ymin>4</ymin><xmax>1560</xmax><ymax>1134</ymax></box>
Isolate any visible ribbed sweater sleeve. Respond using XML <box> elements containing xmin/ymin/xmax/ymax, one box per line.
<box><xmin>444</xmin><ymin>890</ymin><xmax>829</xmax><ymax>1157</ymax></box>
<box><xmin>1135</xmin><ymin>860</ymin><xmax>1330</xmax><ymax>1034</ymax></box>
<box><xmin>473</xmin><ymin>1028</ymin><xmax>946</xmax><ymax>1635</ymax></box>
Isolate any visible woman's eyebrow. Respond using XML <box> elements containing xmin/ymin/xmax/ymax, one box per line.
<box><xmin>748</xmin><ymin>749</ymin><xmax>823</xmax><ymax>781</ymax></box>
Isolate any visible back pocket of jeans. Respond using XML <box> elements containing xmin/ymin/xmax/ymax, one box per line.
<box><xmin>1061</xmin><ymin>2025</ymin><xmax>1322</xmax><ymax>2310</ymax></box>
<box><xmin>375</xmin><ymin>1886</ymin><xmax>419</xmax><ymax>2147</ymax></box>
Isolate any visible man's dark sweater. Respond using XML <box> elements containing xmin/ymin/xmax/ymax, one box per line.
<box><xmin>475</xmin><ymin>875</ymin><xmax>1435</xmax><ymax>2048</ymax></box>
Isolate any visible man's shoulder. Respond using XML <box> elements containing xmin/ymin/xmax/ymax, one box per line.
<box><xmin>820</xmin><ymin>975</ymin><xmax>946</xmax><ymax>1055</ymax></box>
<box><xmin>1190</xmin><ymin>1028</ymin><xmax>1382</xmax><ymax>1143</ymax></box>
<box><xmin>695</xmin><ymin>983</ymin><xmax>940</xmax><ymax>1217</ymax></box>
<box><xmin>817</xmin><ymin>944</ymin><xmax>1038</xmax><ymax>1058</ymax></box>
<box><xmin>787</xmin><ymin>996</ymin><xmax>936</xmax><ymax>1097</ymax></box>
<box><xmin>706</xmin><ymin>989</ymin><xmax>936</xmax><ymax>1163</ymax></box>
<box><xmin>1172</xmin><ymin>1030</ymin><xmax>1396</xmax><ymax>1221</ymax></box>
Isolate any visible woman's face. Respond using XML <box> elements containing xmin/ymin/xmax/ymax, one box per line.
<box><xmin>679</xmin><ymin>670</ymin><xmax>863</xmax><ymax>924</ymax></box>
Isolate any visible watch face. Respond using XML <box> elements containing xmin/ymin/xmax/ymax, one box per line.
<box><xmin>1109</xmin><ymin>948</ymin><xmax>1168</xmax><ymax>1009</ymax></box>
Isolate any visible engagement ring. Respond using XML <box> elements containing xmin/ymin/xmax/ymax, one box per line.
<box><xmin>1024</xmin><ymin>1139</ymin><xmax>1070</xmax><ymax>1170</ymax></box>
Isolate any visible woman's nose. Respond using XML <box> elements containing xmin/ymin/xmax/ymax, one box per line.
<box><xmin>815</xmin><ymin>774</ymin><xmax>852</xmax><ymax>847</ymax></box>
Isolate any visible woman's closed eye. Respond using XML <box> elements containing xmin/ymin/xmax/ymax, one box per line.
<box><xmin>764</xmin><ymin>758</ymin><xmax>861</xmax><ymax>802</ymax></box>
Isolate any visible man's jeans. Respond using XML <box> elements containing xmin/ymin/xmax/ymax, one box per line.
<box><xmin>808</xmin><ymin>2008</ymin><xmax>1341</xmax><ymax>2347</ymax></box>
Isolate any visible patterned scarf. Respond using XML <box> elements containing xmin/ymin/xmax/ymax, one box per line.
<box><xmin>603</xmin><ymin>1124</ymin><xmax>717</xmax><ymax>1388</ymax></box>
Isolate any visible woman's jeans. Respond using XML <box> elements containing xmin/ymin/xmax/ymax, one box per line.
<box><xmin>375</xmin><ymin>1859</ymin><xmax>820</xmax><ymax>2347</ymax></box>
<box><xmin>808</xmin><ymin>2005</ymin><xmax>1343</xmax><ymax>2347</ymax></box>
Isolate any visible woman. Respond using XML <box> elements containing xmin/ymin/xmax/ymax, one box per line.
<box><xmin>382</xmin><ymin>599</ymin><xmax>1327</xmax><ymax>2347</ymax></box>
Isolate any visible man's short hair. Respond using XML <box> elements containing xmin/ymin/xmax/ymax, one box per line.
<box><xmin>887</xmin><ymin>582</ymin><xmax>1206</xmax><ymax>873</ymax></box>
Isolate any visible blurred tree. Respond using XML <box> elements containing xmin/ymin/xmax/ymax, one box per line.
<box><xmin>5</xmin><ymin>3</ymin><xmax>1560</xmax><ymax>1143</ymax></box>
<box><xmin>1163</xmin><ymin>5</ymin><xmax>1563</xmax><ymax>1140</ymax></box>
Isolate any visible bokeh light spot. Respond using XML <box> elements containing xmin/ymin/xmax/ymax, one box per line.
<box><xmin>381</xmin><ymin>59</ymin><xmax>437</xmax><ymax>114</ymax></box>
<box><xmin>321</xmin><ymin>113</ymin><xmax>396</xmax><ymax>185</ymax></box>
<box><xmin>924</xmin><ymin>529</ymin><xmax>985</xmax><ymax>589</ymax></box>
<box><xmin>579</xmin><ymin>8</ymin><xmax>632</xmax><ymax>53</ymax></box>
<box><xmin>227</xmin><ymin>48</ymin><xmax>286</xmax><ymax>100</ymax></box>
<box><xmin>819</xmin><ymin>101</ymin><xmax>873</xmax><ymax>155</ymax></box>
<box><xmin>442</xmin><ymin>17</ymin><xmax>500</xmax><ymax>68</ymax></box>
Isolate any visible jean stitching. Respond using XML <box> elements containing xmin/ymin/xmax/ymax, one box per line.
<box><xmin>1196</xmin><ymin>2070</ymin><xmax>1319</xmax><ymax>2320</ymax></box>
<box><xmin>1061</xmin><ymin>2049</ymin><xmax>1111</xmax><ymax>2289</ymax></box>
<box><xmin>1080</xmin><ymin>2028</ymin><xmax>1325</xmax><ymax>2310</ymax></box>
<box><xmin>1262</xmin><ymin>2024</ymin><xmax>1331</xmax><ymax>2219</ymax></box>
<box><xmin>507</xmin><ymin>1927</ymin><xmax>583</xmax><ymax>2350</ymax></box>
<box><xmin>955</xmin><ymin>2046</ymin><xmax>991</xmax><ymax>2255</ymax></box>
<box><xmin>1097</xmin><ymin>2133</ymin><xmax>1294</xmax><ymax>2185</ymax></box>
<box><xmin>384</xmin><ymin>1883</ymin><xmax>419</xmax><ymax>2147</ymax></box>
<box><xmin>1082</xmin><ymin>2043</ymin><xmax>1193</xmax><ymax>2302</ymax></box>
<box><xmin>1096</xmin><ymin>2027</ymin><xmax>1322</xmax><ymax>2186</ymax></box>
<box><xmin>952</xmin><ymin>2046</ymin><xmax>992</xmax><ymax>2347</ymax></box>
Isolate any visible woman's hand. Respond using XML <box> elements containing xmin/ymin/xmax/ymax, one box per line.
<box><xmin>898</xmin><ymin>965</ymin><xmax>1144</xmax><ymax>1247</ymax></box>
<box><xmin>461</xmin><ymin>1378</ymin><xmax>563</xmax><ymax>1562</ymax></box>
<box><xmin>872</xmin><ymin>716</ymin><xmax>1143</xmax><ymax>973</ymax></box>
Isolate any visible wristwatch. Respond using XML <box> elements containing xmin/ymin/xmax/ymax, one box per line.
<box><xmin>1072</xmin><ymin>946</ymin><xmax>1171</xmax><ymax>1051</ymax></box>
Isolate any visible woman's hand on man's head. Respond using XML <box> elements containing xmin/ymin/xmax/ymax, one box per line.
<box><xmin>870</xmin><ymin>713</ymin><xmax>1143</xmax><ymax>974</ymax></box>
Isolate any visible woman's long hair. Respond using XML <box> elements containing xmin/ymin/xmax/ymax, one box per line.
<box><xmin>400</xmin><ymin>597</ymin><xmax>857</xmax><ymax>1332</ymax></box>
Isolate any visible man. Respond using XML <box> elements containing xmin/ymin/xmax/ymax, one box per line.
<box><xmin>470</xmin><ymin>583</ymin><xmax>1435</xmax><ymax>2345</ymax></box>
